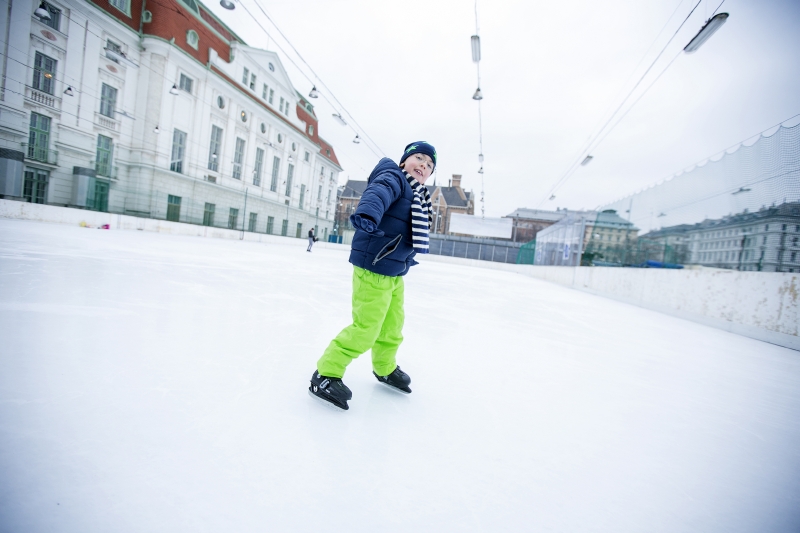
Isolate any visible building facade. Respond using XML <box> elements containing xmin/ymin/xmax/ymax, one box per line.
<box><xmin>0</xmin><ymin>0</ymin><xmax>341</xmax><ymax>239</ymax></box>
<box><xmin>685</xmin><ymin>202</ymin><xmax>800</xmax><ymax>272</ymax></box>
<box><xmin>504</xmin><ymin>207</ymin><xmax>569</xmax><ymax>243</ymax></box>
<box><xmin>429</xmin><ymin>174</ymin><xmax>473</xmax><ymax>235</ymax></box>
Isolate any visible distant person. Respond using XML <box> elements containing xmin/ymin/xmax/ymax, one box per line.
<box><xmin>308</xmin><ymin>142</ymin><xmax>436</xmax><ymax>410</ymax></box>
<box><xmin>307</xmin><ymin>228</ymin><xmax>316</xmax><ymax>252</ymax></box>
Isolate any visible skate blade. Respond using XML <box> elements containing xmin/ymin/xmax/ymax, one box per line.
<box><xmin>376</xmin><ymin>381</ymin><xmax>412</xmax><ymax>395</ymax></box>
<box><xmin>308</xmin><ymin>388</ymin><xmax>349</xmax><ymax>411</ymax></box>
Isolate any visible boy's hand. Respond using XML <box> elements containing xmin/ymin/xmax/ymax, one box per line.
<box><xmin>351</xmin><ymin>214</ymin><xmax>384</xmax><ymax>237</ymax></box>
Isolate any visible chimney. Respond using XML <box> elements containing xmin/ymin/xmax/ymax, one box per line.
<box><xmin>451</xmin><ymin>174</ymin><xmax>462</xmax><ymax>188</ymax></box>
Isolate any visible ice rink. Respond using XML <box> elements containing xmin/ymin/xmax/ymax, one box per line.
<box><xmin>1</xmin><ymin>218</ymin><xmax>799</xmax><ymax>533</ymax></box>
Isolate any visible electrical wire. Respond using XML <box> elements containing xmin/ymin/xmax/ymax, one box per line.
<box><xmin>236</xmin><ymin>0</ymin><xmax>385</xmax><ymax>159</ymax></box>
<box><xmin>537</xmin><ymin>0</ymin><xmax>705</xmax><ymax>208</ymax></box>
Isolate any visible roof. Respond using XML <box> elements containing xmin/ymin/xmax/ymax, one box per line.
<box><xmin>672</xmin><ymin>201</ymin><xmax>800</xmax><ymax>233</ymax></box>
<box><xmin>340</xmin><ymin>180</ymin><xmax>368</xmax><ymax>198</ymax></box>
<box><xmin>431</xmin><ymin>186</ymin><xmax>469</xmax><ymax>208</ymax></box>
<box><xmin>505</xmin><ymin>208</ymin><xmax>572</xmax><ymax>223</ymax></box>
<box><xmin>589</xmin><ymin>209</ymin><xmax>638</xmax><ymax>230</ymax></box>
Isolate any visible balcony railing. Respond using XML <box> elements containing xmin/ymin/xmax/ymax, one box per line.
<box><xmin>25</xmin><ymin>86</ymin><xmax>61</xmax><ymax>111</ymax></box>
<box><xmin>95</xmin><ymin>164</ymin><xmax>118</xmax><ymax>180</ymax></box>
<box><xmin>95</xmin><ymin>112</ymin><xmax>120</xmax><ymax>132</ymax></box>
<box><xmin>21</xmin><ymin>142</ymin><xmax>58</xmax><ymax>165</ymax></box>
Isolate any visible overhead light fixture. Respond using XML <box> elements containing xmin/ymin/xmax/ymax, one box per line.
<box><xmin>580</xmin><ymin>155</ymin><xmax>594</xmax><ymax>166</ymax></box>
<box><xmin>308</xmin><ymin>86</ymin><xmax>319</xmax><ymax>98</ymax></box>
<box><xmin>332</xmin><ymin>113</ymin><xmax>347</xmax><ymax>126</ymax></box>
<box><xmin>658</xmin><ymin>212</ymin><xmax>666</xmax><ymax>217</ymax></box>
<box><xmin>478</xmin><ymin>153</ymin><xmax>484</xmax><ymax>163</ymax></box>
<box><xmin>288</xmin><ymin>155</ymin><xmax>294</xmax><ymax>163</ymax></box>
<box><xmin>63</xmin><ymin>86</ymin><xmax>74</xmax><ymax>96</ymax></box>
<box><xmin>44</xmin><ymin>73</ymin><xmax>53</xmax><ymax>79</ymax></box>
<box><xmin>211</xmin><ymin>152</ymin><xmax>218</xmax><ymax>159</ymax></box>
<box><xmin>471</xmin><ymin>35</ymin><xmax>481</xmax><ymax>63</ymax></box>
<box><xmin>549</xmin><ymin>195</ymin><xmax>556</xmax><ymax>201</ymax></box>
<box><xmin>169</xmin><ymin>84</ymin><xmax>179</xmax><ymax>95</ymax></box>
<box><xmin>732</xmin><ymin>186</ymin><xmax>752</xmax><ymax>195</ymax></box>
<box><xmin>153</xmin><ymin>125</ymin><xmax>160</xmax><ymax>134</ymax></box>
<box><xmin>472</xmin><ymin>88</ymin><xmax>483</xmax><ymax>100</ymax></box>
<box><xmin>352</xmin><ymin>135</ymin><xmax>361</xmax><ymax>144</ymax></box>
<box><xmin>684</xmin><ymin>13</ymin><xmax>729</xmax><ymax>54</ymax></box>
<box><xmin>477</xmin><ymin>167</ymin><xmax>484</xmax><ymax>174</ymax></box>
<box><xmin>34</xmin><ymin>2</ymin><xmax>50</xmax><ymax>20</ymax></box>
<box><xmin>220</xmin><ymin>0</ymin><xmax>235</xmax><ymax>10</ymax></box>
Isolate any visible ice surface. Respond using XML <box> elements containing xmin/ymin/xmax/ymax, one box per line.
<box><xmin>1</xmin><ymin>219</ymin><xmax>799</xmax><ymax>533</ymax></box>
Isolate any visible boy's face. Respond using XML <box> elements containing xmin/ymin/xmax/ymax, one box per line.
<box><xmin>402</xmin><ymin>153</ymin><xmax>434</xmax><ymax>184</ymax></box>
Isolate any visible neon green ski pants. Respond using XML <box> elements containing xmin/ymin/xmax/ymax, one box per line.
<box><xmin>317</xmin><ymin>266</ymin><xmax>404</xmax><ymax>379</ymax></box>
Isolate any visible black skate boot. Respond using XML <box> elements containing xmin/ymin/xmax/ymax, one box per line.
<box><xmin>373</xmin><ymin>366</ymin><xmax>412</xmax><ymax>394</ymax></box>
<box><xmin>309</xmin><ymin>371</ymin><xmax>352</xmax><ymax>410</ymax></box>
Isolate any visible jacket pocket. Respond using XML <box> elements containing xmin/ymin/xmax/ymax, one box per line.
<box><xmin>372</xmin><ymin>234</ymin><xmax>402</xmax><ymax>266</ymax></box>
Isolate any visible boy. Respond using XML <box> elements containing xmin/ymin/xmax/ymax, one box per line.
<box><xmin>309</xmin><ymin>141</ymin><xmax>436</xmax><ymax>410</ymax></box>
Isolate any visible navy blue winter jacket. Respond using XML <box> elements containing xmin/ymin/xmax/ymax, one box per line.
<box><xmin>349</xmin><ymin>158</ymin><xmax>419</xmax><ymax>277</ymax></box>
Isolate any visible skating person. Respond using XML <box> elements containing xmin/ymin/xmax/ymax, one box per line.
<box><xmin>308</xmin><ymin>141</ymin><xmax>436</xmax><ymax>410</ymax></box>
<box><xmin>307</xmin><ymin>228</ymin><xmax>316</xmax><ymax>252</ymax></box>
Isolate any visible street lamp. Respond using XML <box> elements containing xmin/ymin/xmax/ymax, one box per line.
<box><xmin>684</xmin><ymin>13</ymin><xmax>729</xmax><ymax>54</ymax></box>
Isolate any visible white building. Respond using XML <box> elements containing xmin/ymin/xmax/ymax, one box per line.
<box><xmin>686</xmin><ymin>202</ymin><xmax>800</xmax><ymax>272</ymax></box>
<box><xmin>0</xmin><ymin>0</ymin><xmax>342</xmax><ymax>239</ymax></box>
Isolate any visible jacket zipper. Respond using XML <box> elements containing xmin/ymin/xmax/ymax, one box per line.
<box><xmin>372</xmin><ymin>234</ymin><xmax>402</xmax><ymax>265</ymax></box>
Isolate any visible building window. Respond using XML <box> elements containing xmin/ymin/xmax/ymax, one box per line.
<box><xmin>95</xmin><ymin>135</ymin><xmax>113</xmax><ymax>177</ymax></box>
<box><xmin>295</xmin><ymin>222</ymin><xmax>303</xmax><ymax>238</ymax></box>
<box><xmin>270</xmin><ymin>156</ymin><xmax>280</xmax><ymax>192</ymax></box>
<box><xmin>268</xmin><ymin>88</ymin><xmax>274</xmax><ymax>104</ymax></box>
<box><xmin>32</xmin><ymin>52</ymin><xmax>56</xmax><ymax>94</ymax></box>
<box><xmin>260</xmin><ymin>123</ymin><xmax>266</xmax><ymax>134</ymax></box>
<box><xmin>208</xmin><ymin>125</ymin><xmax>222</xmax><ymax>171</ymax></box>
<box><xmin>179</xmin><ymin>0</ymin><xmax>198</xmax><ymax>12</ymax></box>
<box><xmin>279</xmin><ymin>97</ymin><xmax>285</xmax><ymax>113</ymax></box>
<box><xmin>166</xmin><ymin>195</ymin><xmax>181</xmax><ymax>222</ymax></box>
<box><xmin>38</xmin><ymin>2</ymin><xmax>61</xmax><ymax>31</ymax></box>
<box><xmin>242</xmin><ymin>67</ymin><xmax>249</xmax><ymax>85</ymax></box>
<box><xmin>299</xmin><ymin>184</ymin><xmax>306</xmax><ymax>210</ymax></box>
<box><xmin>170</xmin><ymin>129</ymin><xmax>187</xmax><ymax>173</ymax></box>
<box><xmin>305</xmin><ymin>151</ymin><xmax>310</xmax><ymax>162</ymax></box>
<box><xmin>792</xmin><ymin>252</ymin><xmax>797</xmax><ymax>262</ymax></box>
<box><xmin>308</xmin><ymin>125</ymin><xmax>314</xmax><ymax>136</ymax></box>
<box><xmin>281</xmin><ymin>219</ymin><xmax>288</xmax><ymax>236</ymax></box>
<box><xmin>285</xmin><ymin>163</ymin><xmax>294</xmax><ymax>196</ymax></box>
<box><xmin>262</xmin><ymin>83</ymin><xmax>268</xmax><ymax>99</ymax></box>
<box><xmin>179</xmin><ymin>73</ymin><xmax>193</xmax><ymax>93</ymax></box>
<box><xmin>249</xmin><ymin>73</ymin><xmax>256</xmax><ymax>90</ymax></box>
<box><xmin>23</xmin><ymin>168</ymin><xmax>48</xmax><ymax>204</ymax></box>
<box><xmin>203</xmin><ymin>203</ymin><xmax>215</xmax><ymax>226</ymax></box>
<box><xmin>217</xmin><ymin>95</ymin><xmax>225</xmax><ymax>109</ymax></box>
<box><xmin>248</xmin><ymin>212</ymin><xmax>258</xmax><ymax>232</ymax></box>
<box><xmin>27</xmin><ymin>112</ymin><xmax>50</xmax><ymax>161</ymax></box>
<box><xmin>228</xmin><ymin>208</ymin><xmax>239</xmax><ymax>229</ymax></box>
<box><xmin>109</xmin><ymin>0</ymin><xmax>130</xmax><ymax>14</ymax></box>
<box><xmin>232</xmin><ymin>137</ymin><xmax>246</xmax><ymax>180</ymax></box>
<box><xmin>240</xmin><ymin>110</ymin><xmax>247</xmax><ymax>122</ymax></box>
<box><xmin>266</xmin><ymin>216</ymin><xmax>274</xmax><ymax>234</ymax></box>
<box><xmin>106</xmin><ymin>39</ymin><xmax>122</xmax><ymax>58</ymax></box>
<box><xmin>100</xmin><ymin>83</ymin><xmax>117</xmax><ymax>118</ymax></box>
<box><xmin>253</xmin><ymin>147</ymin><xmax>264</xmax><ymax>186</ymax></box>
<box><xmin>284</xmin><ymin>101</ymin><xmax>290</xmax><ymax>116</ymax></box>
<box><xmin>186</xmin><ymin>30</ymin><xmax>199</xmax><ymax>50</ymax></box>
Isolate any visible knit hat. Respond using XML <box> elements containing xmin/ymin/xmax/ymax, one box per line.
<box><xmin>399</xmin><ymin>141</ymin><xmax>437</xmax><ymax>170</ymax></box>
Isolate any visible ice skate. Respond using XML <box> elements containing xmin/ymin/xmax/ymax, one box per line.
<box><xmin>308</xmin><ymin>371</ymin><xmax>352</xmax><ymax>410</ymax></box>
<box><xmin>373</xmin><ymin>366</ymin><xmax>411</xmax><ymax>394</ymax></box>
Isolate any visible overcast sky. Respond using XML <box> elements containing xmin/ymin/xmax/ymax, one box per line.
<box><xmin>207</xmin><ymin>0</ymin><xmax>800</xmax><ymax>218</ymax></box>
